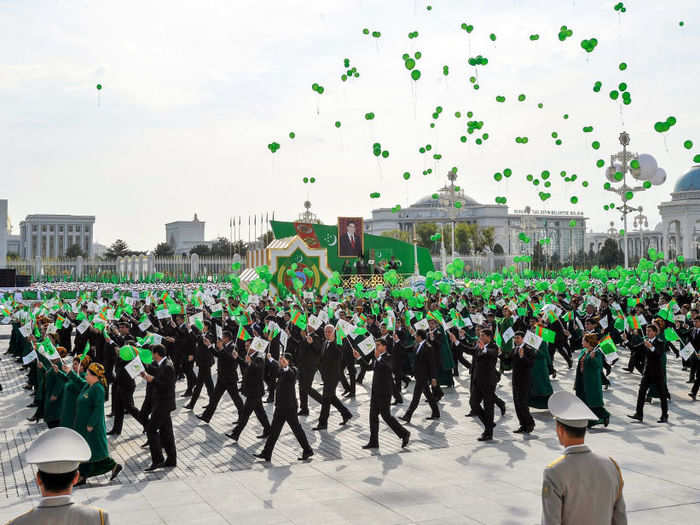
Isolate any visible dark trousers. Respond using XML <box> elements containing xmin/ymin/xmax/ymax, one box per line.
<box><xmin>339</xmin><ymin>361</ymin><xmax>356</xmax><ymax>394</ymax></box>
<box><xmin>513</xmin><ymin>381</ymin><xmax>534</xmax><ymax>430</ymax></box>
<box><xmin>232</xmin><ymin>395</ymin><xmax>270</xmax><ymax>437</ymax></box>
<box><xmin>452</xmin><ymin>348</ymin><xmax>471</xmax><ymax>375</ymax></box>
<box><xmin>356</xmin><ymin>358</ymin><xmax>372</xmax><ymax>384</ymax></box>
<box><xmin>298</xmin><ymin>366</ymin><xmax>317</xmax><ymax>412</ymax></box>
<box><xmin>691</xmin><ymin>373</ymin><xmax>700</xmax><ymax>396</ymax></box>
<box><xmin>182</xmin><ymin>358</ymin><xmax>196</xmax><ymax>393</ymax></box>
<box><xmin>201</xmin><ymin>379</ymin><xmax>243</xmax><ymax>421</ymax></box>
<box><xmin>261</xmin><ymin>409</ymin><xmax>311</xmax><ymax>457</ymax></box>
<box><xmin>548</xmin><ymin>344</ymin><xmax>571</xmax><ymax>371</ymax></box>
<box><xmin>404</xmin><ymin>378</ymin><xmax>439</xmax><ymax>419</ymax></box>
<box><xmin>264</xmin><ymin>375</ymin><xmax>277</xmax><ymax>400</ymax></box>
<box><xmin>635</xmin><ymin>375</ymin><xmax>668</xmax><ymax>418</ymax></box>
<box><xmin>190</xmin><ymin>367</ymin><xmax>214</xmax><ymax>407</ymax></box>
<box><xmin>627</xmin><ymin>347</ymin><xmax>645</xmax><ymax>373</ymax></box>
<box><xmin>309</xmin><ymin>379</ymin><xmax>351</xmax><ymax>425</ymax></box>
<box><xmin>470</xmin><ymin>384</ymin><xmax>496</xmax><ymax>433</ymax></box>
<box><xmin>147</xmin><ymin>407</ymin><xmax>176</xmax><ymax>464</ymax></box>
<box><xmin>112</xmin><ymin>384</ymin><xmax>141</xmax><ymax>434</ymax></box>
<box><xmin>369</xmin><ymin>401</ymin><xmax>408</xmax><ymax>444</ymax></box>
<box><xmin>139</xmin><ymin>394</ymin><xmax>152</xmax><ymax>427</ymax></box>
<box><xmin>392</xmin><ymin>369</ymin><xmax>404</xmax><ymax>403</ymax></box>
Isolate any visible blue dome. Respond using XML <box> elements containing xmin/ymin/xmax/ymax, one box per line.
<box><xmin>674</xmin><ymin>165</ymin><xmax>700</xmax><ymax>192</ymax></box>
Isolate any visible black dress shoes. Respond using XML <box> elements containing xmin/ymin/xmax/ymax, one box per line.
<box><xmin>312</xmin><ymin>425</ymin><xmax>327</xmax><ymax>431</ymax></box>
<box><xmin>253</xmin><ymin>452</ymin><xmax>271</xmax><ymax>461</ymax></box>
<box><xmin>477</xmin><ymin>432</ymin><xmax>493</xmax><ymax>442</ymax></box>
<box><xmin>401</xmin><ymin>432</ymin><xmax>410</xmax><ymax>448</ymax></box>
<box><xmin>362</xmin><ymin>442</ymin><xmax>379</xmax><ymax>449</ymax></box>
<box><xmin>627</xmin><ymin>414</ymin><xmax>643</xmax><ymax>422</ymax></box>
<box><xmin>298</xmin><ymin>449</ymin><xmax>314</xmax><ymax>461</ymax></box>
<box><xmin>297</xmin><ymin>410</ymin><xmax>309</xmax><ymax>416</ymax></box>
<box><xmin>340</xmin><ymin>414</ymin><xmax>353</xmax><ymax>426</ymax></box>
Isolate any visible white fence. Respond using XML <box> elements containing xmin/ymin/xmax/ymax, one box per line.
<box><xmin>5</xmin><ymin>254</ymin><xmax>244</xmax><ymax>281</ymax></box>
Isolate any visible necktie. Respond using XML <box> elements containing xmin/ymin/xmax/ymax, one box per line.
<box><xmin>350</xmin><ymin>235</ymin><xmax>355</xmax><ymax>248</ymax></box>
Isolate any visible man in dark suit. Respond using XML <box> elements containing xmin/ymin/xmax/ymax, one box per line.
<box><xmin>297</xmin><ymin>329</ymin><xmax>321</xmax><ymax>416</ymax></box>
<box><xmin>141</xmin><ymin>344</ymin><xmax>177</xmax><ymax>471</ymax></box>
<box><xmin>255</xmin><ymin>353</ymin><xmax>313</xmax><ymax>461</ymax></box>
<box><xmin>226</xmin><ymin>342</ymin><xmax>271</xmax><ymax>441</ymax></box>
<box><xmin>184</xmin><ymin>328</ymin><xmax>215</xmax><ymax>411</ymax></box>
<box><xmin>466</xmin><ymin>328</ymin><xmax>500</xmax><ymax>441</ymax></box>
<box><xmin>198</xmin><ymin>330</ymin><xmax>243</xmax><ymax>423</ymax></box>
<box><xmin>628</xmin><ymin>324</ymin><xmax>669</xmax><ymax>423</ymax></box>
<box><xmin>400</xmin><ymin>329</ymin><xmax>440</xmax><ymax>423</ymax></box>
<box><xmin>308</xmin><ymin>325</ymin><xmax>353</xmax><ymax>430</ymax></box>
<box><xmin>339</xmin><ymin>221</ymin><xmax>362</xmax><ymax>257</ymax></box>
<box><xmin>356</xmin><ymin>338</ymin><xmax>410</xmax><ymax>449</ymax></box>
<box><xmin>511</xmin><ymin>331</ymin><xmax>536</xmax><ymax>434</ymax></box>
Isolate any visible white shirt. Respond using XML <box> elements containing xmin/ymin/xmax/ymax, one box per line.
<box><xmin>416</xmin><ymin>341</ymin><xmax>424</xmax><ymax>354</ymax></box>
<box><xmin>156</xmin><ymin>356</ymin><xmax>167</xmax><ymax>367</ymax></box>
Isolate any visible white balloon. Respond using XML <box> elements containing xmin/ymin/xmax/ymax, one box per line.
<box><xmin>651</xmin><ymin>168</ymin><xmax>667</xmax><ymax>186</ymax></box>
<box><xmin>605</xmin><ymin>165</ymin><xmax>618</xmax><ymax>182</ymax></box>
<box><xmin>638</xmin><ymin>153</ymin><xmax>658</xmax><ymax>181</ymax></box>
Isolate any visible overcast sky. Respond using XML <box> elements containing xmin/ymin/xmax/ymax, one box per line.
<box><xmin>2</xmin><ymin>0</ymin><xmax>698</xmax><ymax>251</ymax></box>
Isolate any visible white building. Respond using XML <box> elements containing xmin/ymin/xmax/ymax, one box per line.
<box><xmin>0</xmin><ymin>200</ymin><xmax>7</xmax><ymax>267</ymax></box>
<box><xmin>658</xmin><ymin>164</ymin><xmax>700</xmax><ymax>262</ymax></box>
<box><xmin>19</xmin><ymin>214</ymin><xmax>95</xmax><ymax>258</ymax></box>
<box><xmin>165</xmin><ymin>213</ymin><xmax>211</xmax><ymax>255</ymax></box>
<box><xmin>365</xmin><ymin>173</ymin><xmax>587</xmax><ymax>261</ymax></box>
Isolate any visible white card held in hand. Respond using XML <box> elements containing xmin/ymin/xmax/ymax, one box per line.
<box><xmin>77</xmin><ymin>320</ymin><xmax>91</xmax><ymax>334</ymax></box>
<box><xmin>414</xmin><ymin>318</ymin><xmax>429</xmax><ymax>331</ymax></box>
<box><xmin>250</xmin><ymin>337</ymin><xmax>270</xmax><ymax>354</ymax></box>
<box><xmin>524</xmin><ymin>331</ymin><xmax>543</xmax><ymax>349</ymax></box>
<box><xmin>357</xmin><ymin>335</ymin><xmax>376</xmax><ymax>356</ymax></box>
<box><xmin>502</xmin><ymin>326</ymin><xmax>515</xmax><ymax>343</ymax></box>
<box><xmin>680</xmin><ymin>342</ymin><xmax>696</xmax><ymax>361</ymax></box>
<box><xmin>125</xmin><ymin>357</ymin><xmax>146</xmax><ymax>379</ymax></box>
<box><xmin>216</xmin><ymin>324</ymin><xmax>223</xmax><ymax>340</ymax></box>
<box><xmin>307</xmin><ymin>314</ymin><xmax>322</xmax><ymax>332</ymax></box>
<box><xmin>279</xmin><ymin>330</ymin><xmax>288</xmax><ymax>350</ymax></box>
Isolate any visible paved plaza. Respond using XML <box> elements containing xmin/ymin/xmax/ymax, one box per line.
<box><xmin>1</xmin><ymin>325</ymin><xmax>698</xmax><ymax>524</ymax></box>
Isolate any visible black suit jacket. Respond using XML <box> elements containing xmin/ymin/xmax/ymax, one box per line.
<box><xmin>642</xmin><ymin>338</ymin><xmax>665</xmax><ymax>379</ymax></box>
<box><xmin>318</xmin><ymin>339</ymin><xmax>342</xmax><ymax>385</ymax></box>
<box><xmin>213</xmin><ymin>341</ymin><xmax>238</xmax><ymax>383</ymax></box>
<box><xmin>413</xmin><ymin>340</ymin><xmax>438</xmax><ymax>383</ymax></box>
<box><xmin>370</xmin><ymin>354</ymin><xmax>393</xmax><ymax>406</ymax></box>
<box><xmin>272</xmin><ymin>363</ymin><xmax>298</xmax><ymax>414</ymax></box>
<box><xmin>511</xmin><ymin>344</ymin><xmax>535</xmax><ymax>388</ymax></box>
<box><xmin>339</xmin><ymin>232</ymin><xmax>362</xmax><ymax>257</ymax></box>
<box><xmin>151</xmin><ymin>357</ymin><xmax>176</xmax><ymax>412</ymax></box>
<box><xmin>469</xmin><ymin>342</ymin><xmax>500</xmax><ymax>389</ymax></box>
<box><xmin>240</xmin><ymin>355</ymin><xmax>266</xmax><ymax>398</ymax></box>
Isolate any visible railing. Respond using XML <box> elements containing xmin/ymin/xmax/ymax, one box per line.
<box><xmin>4</xmin><ymin>255</ymin><xmax>246</xmax><ymax>282</ymax></box>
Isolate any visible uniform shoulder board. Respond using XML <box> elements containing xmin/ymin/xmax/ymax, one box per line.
<box><xmin>546</xmin><ymin>455</ymin><xmax>566</xmax><ymax>469</ymax></box>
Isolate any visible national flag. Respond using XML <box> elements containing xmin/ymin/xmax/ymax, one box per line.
<box><xmin>237</xmin><ymin>325</ymin><xmax>251</xmax><ymax>341</ymax></box>
<box><xmin>336</xmin><ymin>324</ymin><xmax>346</xmax><ymax>345</ymax></box>
<box><xmin>562</xmin><ymin>311</ymin><xmax>572</xmax><ymax>322</ymax></box>
<box><xmin>290</xmin><ymin>310</ymin><xmax>307</xmax><ymax>330</ymax></box>
<box><xmin>494</xmin><ymin>326</ymin><xmax>503</xmax><ymax>348</ymax></box>
<box><xmin>627</xmin><ymin>316</ymin><xmax>640</xmax><ymax>331</ymax></box>
<box><xmin>664</xmin><ymin>327</ymin><xmax>679</xmax><ymax>342</ymax></box>
<box><xmin>535</xmin><ymin>325</ymin><xmax>556</xmax><ymax>344</ymax></box>
<box><xmin>80</xmin><ymin>341</ymin><xmax>91</xmax><ymax>361</ymax></box>
<box><xmin>42</xmin><ymin>338</ymin><xmax>57</xmax><ymax>356</ymax></box>
<box><xmin>210</xmin><ymin>303</ymin><xmax>223</xmax><ymax>318</ymax></box>
<box><xmin>547</xmin><ymin>310</ymin><xmax>558</xmax><ymax>323</ymax></box>
<box><xmin>598</xmin><ymin>335</ymin><xmax>618</xmax><ymax>363</ymax></box>
<box><xmin>427</xmin><ymin>310</ymin><xmax>444</xmax><ymax>324</ymax></box>
<box><xmin>657</xmin><ymin>305</ymin><xmax>673</xmax><ymax>322</ymax></box>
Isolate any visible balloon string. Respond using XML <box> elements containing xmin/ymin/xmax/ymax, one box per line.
<box><xmin>663</xmin><ymin>135</ymin><xmax>669</xmax><ymax>154</ymax></box>
<box><xmin>97</xmin><ymin>92</ymin><xmax>101</xmax><ymax>108</ymax></box>
<box><xmin>315</xmin><ymin>97</ymin><xmax>320</xmax><ymax>116</ymax></box>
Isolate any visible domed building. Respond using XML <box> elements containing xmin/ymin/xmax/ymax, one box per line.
<box><xmin>658</xmin><ymin>164</ymin><xmax>700</xmax><ymax>261</ymax></box>
<box><xmin>364</xmin><ymin>170</ymin><xmax>587</xmax><ymax>265</ymax></box>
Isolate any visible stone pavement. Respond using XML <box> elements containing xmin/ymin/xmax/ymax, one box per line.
<box><xmin>1</xmin><ymin>325</ymin><xmax>699</xmax><ymax>524</ymax></box>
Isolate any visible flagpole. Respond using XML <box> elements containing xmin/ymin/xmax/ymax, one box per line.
<box><xmin>229</xmin><ymin>218</ymin><xmax>233</xmax><ymax>258</ymax></box>
<box><xmin>248</xmin><ymin>216</ymin><xmax>251</xmax><ymax>246</ymax></box>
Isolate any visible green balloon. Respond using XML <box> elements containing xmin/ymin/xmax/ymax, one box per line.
<box><xmin>96</xmin><ymin>84</ymin><xmax>102</xmax><ymax>90</ymax></box>
<box><xmin>119</xmin><ymin>345</ymin><xmax>136</xmax><ymax>361</ymax></box>
<box><xmin>411</xmin><ymin>70</ymin><xmax>421</xmax><ymax>81</ymax></box>
<box><xmin>139</xmin><ymin>348</ymin><xmax>153</xmax><ymax>365</ymax></box>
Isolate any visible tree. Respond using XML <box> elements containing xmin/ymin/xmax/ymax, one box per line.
<box><xmin>381</xmin><ymin>230</ymin><xmax>411</xmax><ymax>243</ymax></box>
<box><xmin>65</xmin><ymin>243</ymin><xmax>86</xmax><ymax>258</ymax></box>
<box><xmin>232</xmin><ymin>240</ymin><xmax>248</xmax><ymax>257</ymax></box>
<box><xmin>415</xmin><ymin>223</ymin><xmax>438</xmax><ymax>252</ymax></box>
<box><xmin>154</xmin><ymin>242</ymin><xmax>174</xmax><ymax>257</ymax></box>
<box><xmin>105</xmin><ymin>239</ymin><xmax>130</xmax><ymax>259</ymax></box>
<box><xmin>189</xmin><ymin>244</ymin><xmax>211</xmax><ymax>256</ymax></box>
<box><xmin>209</xmin><ymin>237</ymin><xmax>234</xmax><ymax>256</ymax></box>
<box><xmin>258</xmin><ymin>231</ymin><xmax>274</xmax><ymax>246</ymax></box>
<box><xmin>598</xmin><ymin>238</ymin><xmax>622</xmax><ymax>267</ymax></box>
<box><xmin>455</xmin><ymin>224</ymin><xmax>474</xmax><ymax>255</ymax></box>
<box><xmin>493</xmin><ymin>243</ymin><xmax>504</xmax><ymax>255</ymax></box>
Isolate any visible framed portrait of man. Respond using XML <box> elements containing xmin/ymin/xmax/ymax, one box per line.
<box><xmin>337</xmin><ymin>217</ymin><xmax>364</xmax><ymax>258</ymax></box>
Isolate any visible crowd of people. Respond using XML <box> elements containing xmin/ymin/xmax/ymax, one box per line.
<box><xmin>2</xmin><ymin>273</ymin><xmax>699</xmax><ymax>483</ymax></box>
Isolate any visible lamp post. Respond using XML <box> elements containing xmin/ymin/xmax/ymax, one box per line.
<box><xmin>603</xmin><ymin>131</ymin><xmax>666</xmax><ymax>268</ymax></box>
<box><xmin>520</xmin><ymin>206</ymin><xmax>537</xmax><ymax>270</ymax></box>
<box><xmin>413</xmin><ymin>223</ymin><xmax>419</xmax><ymax>276</ymax></box>
<box><xmin>447</xmin><ymin>168</ymin><xmax>458</xmax><ymax>262</ymax></box>
<box><xmin>632</xmin><ymin>206</ymin><xmax>648</xmax><ymax>262</ymax></box>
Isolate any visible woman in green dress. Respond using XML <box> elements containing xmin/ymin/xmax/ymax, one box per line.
<box><xmin>59</xmin><ymin>355</ymin><xmax>90</xmax><ymax>429</ymax></box>
<box><xmin>43</xmin><ymin>347</ymin><xmax>69</xmax><ymax>428</ymax></box>
<box><xmin>70</xmin><ymin>362</ymin><xmax>122</xmax><ymax>485</ymax></box>
<box><xmin>574</xmin><ymin>333</ymin><xmax>610</xmax><ymax>428</ymax></box>
<box><xmin>528</xmin><ymin>321</ymin><xmax>554</xmax><ymax>409</ymax></box>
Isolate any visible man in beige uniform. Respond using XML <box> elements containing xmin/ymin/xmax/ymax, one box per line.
<box><xmin>541</xmin><ymin>391</ymin><xmax>627</xmax><ymax>525</ymax></box>
<box><xmin>5</xmin><ymin>427</ymin><xmax>110</xmax><ymax>525</ymax></box>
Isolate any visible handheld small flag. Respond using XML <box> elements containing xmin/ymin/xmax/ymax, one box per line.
<box><xmin>80</xmin><ymin>341</ymin><xmax>91</xmax><ymax>361</ymax></box>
